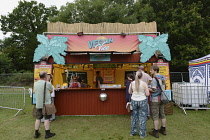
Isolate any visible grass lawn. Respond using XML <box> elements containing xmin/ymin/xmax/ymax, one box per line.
<box><xmin>1</xmin><ymin>95</ymin><xmax>210</xmax><ymax>140</ymax></box>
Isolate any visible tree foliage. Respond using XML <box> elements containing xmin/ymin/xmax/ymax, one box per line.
<box><xmin>0</xmin><ymin>0</ymin><xmax>58</xmax><ymax>71</ymax></box>
<box><xmin>0</xmin><ymin>0</ymin><xmax>209</xmax><ymax>72</ymax></box>
<box><xmin>0</xmin><ymin>53</ymin><xmax>15</xmax><ymax>73</ymax></box>
<box><xmin>50</xmin><ymin>0</ymin><xmax>142</xmax><ymax>24</ymax></box>
<box><xmin>148</xmin><ymin>0</ymin><xmax>210</xmax><ymax>71</ymax></box>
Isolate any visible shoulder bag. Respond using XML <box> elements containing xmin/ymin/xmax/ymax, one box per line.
<box><xmin>126</xmin><ymin>95</ymin><xmax>132</xmax><ymax>112</ymax></box>
<box><xmin>154</xmin><ymin>77</ymin><xmax>169</xmax><ymax>104</ymax></box>
<box><xmin>42</xmin><ymin>82</ymin><xmax>57</xmax><ymax>115</ymax></box>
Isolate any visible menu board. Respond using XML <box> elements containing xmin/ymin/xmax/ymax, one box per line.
<box><xmin>103</xmin><ymin>69</ymin><xmax>115</xmax><ymax>83</ymax></box>
<box><xmin>33</xmin><ymin>61</ymin><xmax>52</xmax><ymax>104</ymax></box>
<box><xmin>34</xmin><ymin>61</ymin><xmax>52</xmax><ymax>82</ymax></box>
<box><xmin>94</xmin><ymin>68</ymin><xmax>115</xmax><ymax>83</ymax></box>
<box><xmin>154</xmin><ymin>60</ymin><xmax>171</xmax><ymax>90</ymax></box>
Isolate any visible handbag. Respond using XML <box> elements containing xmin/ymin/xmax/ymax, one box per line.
<box><xmin>160</xmin><ymin>91</ymin><xmax>169</xmax><ymax>104</ymax></box>
<box><xmin>42</xmin><ymin>82</ymin><xmax>57</xmax><ymax>115</ymax></box>
<box><xmin>154</xmin><ymin>77</ymin><xmax>169</xmax><ymax>104</ymax></box>
<box><xmin>126</xmin><ymin>87</ymin><xmax>133</xmax><ymax>112</ymax></box>
<box><xmin>126</xmin><ymin>102</ymin><xmax>131</xmax><ymax>112</ymax></box>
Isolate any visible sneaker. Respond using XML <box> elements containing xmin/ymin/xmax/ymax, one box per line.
<box><xmin>149</xmin><ymin>129</ymin><xmax>159</xmax><ymax>138</ymax></box>
<box><xmin>130</xmin><ymin>134</ymin><xmax>134</xmax><ymax>136</ymax></box>
<box><xmin>159</xmin><ymin>126</ymin><xmax>167</xmax><ymax>135</ymax></box>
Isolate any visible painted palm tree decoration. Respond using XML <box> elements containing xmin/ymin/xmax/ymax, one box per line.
<box><xmin>138</xmin><ymin>34</ymin><xmax>171</xmax><ymax>63</ymax></box>
<box><xmin>33</xmin><ymin>35</ymin><xmax>68</xmax><ymax>65</ymax></box>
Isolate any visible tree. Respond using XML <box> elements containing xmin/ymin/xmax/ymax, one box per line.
<box><xmin>0</xmin><ymin>53</ymin><xmax>15</xmax><ymax>73</ymax></box>
<box><xmin>148</xmin><ymin>0</ymin><xmax>210</xmax><ymax>71</ymax></box>
<box><xmin>0</xmin><ymin>0</ymin><xmax>58</xmax><ymax>71</ymax></box>
<box><xmin>50</xmin><ymin>0</ymin><xmax>148</xmax><ymax>24</ymax></box>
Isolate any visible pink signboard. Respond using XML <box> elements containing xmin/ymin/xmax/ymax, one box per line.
<box><xmin>47</xmin><ymin>35</ymin><xmax>156</xmax><ymax>52</ymax></box>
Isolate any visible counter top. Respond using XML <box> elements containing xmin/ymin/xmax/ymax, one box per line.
<box><xmin>56</xmin><ymin>87</ymin><xmax>126</xmax><ymax>91</ymax></box>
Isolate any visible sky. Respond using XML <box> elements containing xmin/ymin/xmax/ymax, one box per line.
<box><xmin>0</xmin><ymin>0</ymin><xmax>75</xmax><ymax>40</ymax></box>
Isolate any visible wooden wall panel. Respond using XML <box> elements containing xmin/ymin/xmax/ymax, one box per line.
<box><xmin>54</xmin><ymin>88</ymin><xmax>129</xmax><ymax>116</ymax></box>
<box><xmin>48</xmin><ymin>54</ymin><xmax>158</xmax><ymax>64</ymax></box>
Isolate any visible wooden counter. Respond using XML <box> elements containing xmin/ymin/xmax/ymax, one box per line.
<box><xmin>54</xmin><ymin>88</ymin><xmax>130</xmax><ymax>116</ymax></box>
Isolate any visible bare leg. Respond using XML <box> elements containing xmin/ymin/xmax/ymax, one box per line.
<box><xmin>154</xmin><ymin>120</ymin><xmax>159</xmax><ymax>130</ymax></box>
<box><xmin>44</xmin><ymin>119</ymin><xmax>50</xmax><ymax>130</ymax></box>
<box><xmin>161</xmin><ymin>118</ymin><xmax>166</xmax><ymax>127</ymax></box>
<box><xmin>35</xmin><ymin>119</ymin><xmax>41</xmax><ymax>130</ymax></box>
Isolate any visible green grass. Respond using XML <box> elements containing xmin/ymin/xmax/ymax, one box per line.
<box><xmin>1</xmin><ymin>95</ymin><xmax>210</xmax><ymax>140</ymax></box>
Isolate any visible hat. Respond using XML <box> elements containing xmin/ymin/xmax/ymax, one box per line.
<box><xmin>138</xmin><ymin>66</ymin><xmax>144</xmax><ymax>70</ymax></box>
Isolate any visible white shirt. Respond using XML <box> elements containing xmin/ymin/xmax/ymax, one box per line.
<box><xmin>130</xmin><ymin>80</ymin><xmax>147</xmax><ymax>101</ymax></box>
<box><xmin>51</xmin><ymin>85</ymin><xmax>55</xmax><ymax>97</ymax></box>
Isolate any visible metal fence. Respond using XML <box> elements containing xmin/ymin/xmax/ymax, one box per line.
<box><xmin>172</xmin><ymin>82</ymin><xmax>210</xmax><ymax>115</ymax></box>
<box><xmin>170</xmin><ymin>72</ymin><xmax>189</xmax><ymax>83</ymax></box>
<box><xmin>0</xmin><ymin>86</ymin><xmax>26</xmax><ymax>117</ymax></box>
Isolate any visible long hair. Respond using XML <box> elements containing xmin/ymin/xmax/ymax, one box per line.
<box><xmin>135</xmin><ymin>71</ymin><xmax>143</xmax><ymax>92</ymax></box>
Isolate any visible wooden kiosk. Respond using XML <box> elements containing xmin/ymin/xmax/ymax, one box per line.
<box><xmin>33</xmin><ymin>22</ymin><xmax>171</xmax><ymax>116</ymax></box>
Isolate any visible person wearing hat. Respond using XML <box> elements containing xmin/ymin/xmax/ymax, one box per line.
<box><xmin>69</xmin><ymin>77</ymin><xmax>81</xmax><ymax>88</ymax></box>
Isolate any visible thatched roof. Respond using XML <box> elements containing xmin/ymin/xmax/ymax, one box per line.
<box><xmin>47</xmin><ymin>22</ymin><xmax>157</xmax><ymax>34</ymax></box>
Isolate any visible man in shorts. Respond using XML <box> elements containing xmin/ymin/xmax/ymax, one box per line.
<box><xmin>149</xmin><ymin>65</ymin><xmax>167</xmax><ymax>138</ymax></box>
<box><xmin>34</xmin><ymin>71</ymin><xmax>56</xmax><ymax>139</ymax></box>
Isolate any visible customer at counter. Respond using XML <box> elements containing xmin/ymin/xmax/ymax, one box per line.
<box><xmin>96</xmin><ymin>71</ymin><xmax>103</xmax><ymax>88</ymax></box>
<box><xmin>69</xmin><ymin>77</ymin><xmax>81</xmax><ymax>88</ymax></box>
<box><xmin>126</xmin><ymin>73</ymin><xmax>135</xmax><ymax>103</ymax></box>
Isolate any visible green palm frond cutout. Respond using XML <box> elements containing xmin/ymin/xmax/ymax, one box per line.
<box><xmin>138</xmin><ymin>34</ymin><xmax>171</xmax><ymax>63</ymax></box>
<box><xmin>33</xmin><ymin>34</ymin><xmax>68</xmax><ymax>65</ymax></box>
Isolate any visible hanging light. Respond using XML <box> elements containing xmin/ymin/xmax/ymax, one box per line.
<box><xmin>77</xmin><ymin>32</ymin><xmax>83</xmax><ymax>36</ymax></box>
<box><xmin>121</xmin><ymin>32</ymin><xmax>126</xmax><ymax>37</ymax></box>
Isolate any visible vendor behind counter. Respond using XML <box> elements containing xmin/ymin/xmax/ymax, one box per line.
<box><xmin>69</xmin><ymin>78</ymin><xmax>81</xmax><ymax>88</ymax></box>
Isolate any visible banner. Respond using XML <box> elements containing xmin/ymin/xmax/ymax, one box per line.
<box><xmin>34</xmin><ymin>61</ymin><xmax>52</xmax><ymax>83</ymax></box>
<box><xmin>47</xmin><ymin>35</ymin><xmax>156</xmax><ymax>52</ymax></box>
<box><xmin>154</xmin><ymin>59</ymin><xmax>171</xmax><ymax>90</ymax></box>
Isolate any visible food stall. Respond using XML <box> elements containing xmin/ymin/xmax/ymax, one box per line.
<box><xmin>33</xmin><ymin>22</ymin><xmax>171</xmax><ymax>115</ymax></box>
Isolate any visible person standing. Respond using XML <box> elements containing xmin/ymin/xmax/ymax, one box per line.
<box><xmin>34</xmin><ymin>71</ymin><xmax>56</xmax><ymax>139</ymax></box>
<box><xmin>41</xmin><ymin>74</ymin><xmax>56</xmax><ymax>122</ymax></box>
<box><xmin>96</xmin><ymin>71</ymin><xmax>103</xmax><ymax>88</ymax></box>
<box><xmin>149</xmin><ymin>65</ymin><xmax>167</xmax><ymax>138</ymax></box>
<box><xmin>69</xmin><ymin>77</ymin><xmax>81</xmax><ymax>88</ymax></box>
<box><xmin>129</xmin><ymin>71</ymin><xmax>150</xmax><ymax>138</ymax></box>
<box><xmin>138</xmin><ymin>66</ymin><xmax>152</xmax><ymax>85</ymax></box>
<box><xmin>138</xmin><ymin>66</ymin><xmax>152</xmax><ymax>119</ymax></box>
<box><xmin>125</xmin><ymin>73</ymin><xmax>135</xmax><ymax>103</ymax></box>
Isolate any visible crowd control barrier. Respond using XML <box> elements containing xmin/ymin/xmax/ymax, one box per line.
<box><xmin>0</xmin><ymin>86</ymin><xmax>26</xmax><ymax>117</ymax></box>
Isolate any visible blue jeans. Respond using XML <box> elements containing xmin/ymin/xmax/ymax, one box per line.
<box><xmin>131</xmin><ymin>99</ymin><xmax>147</xmax><ymax>137</ymax></box>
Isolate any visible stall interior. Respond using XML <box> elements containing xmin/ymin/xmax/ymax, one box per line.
<box><xmin>52</xmin><ymin>63</ymin><xmax>152</xmax><ymax>88</ymax></box>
